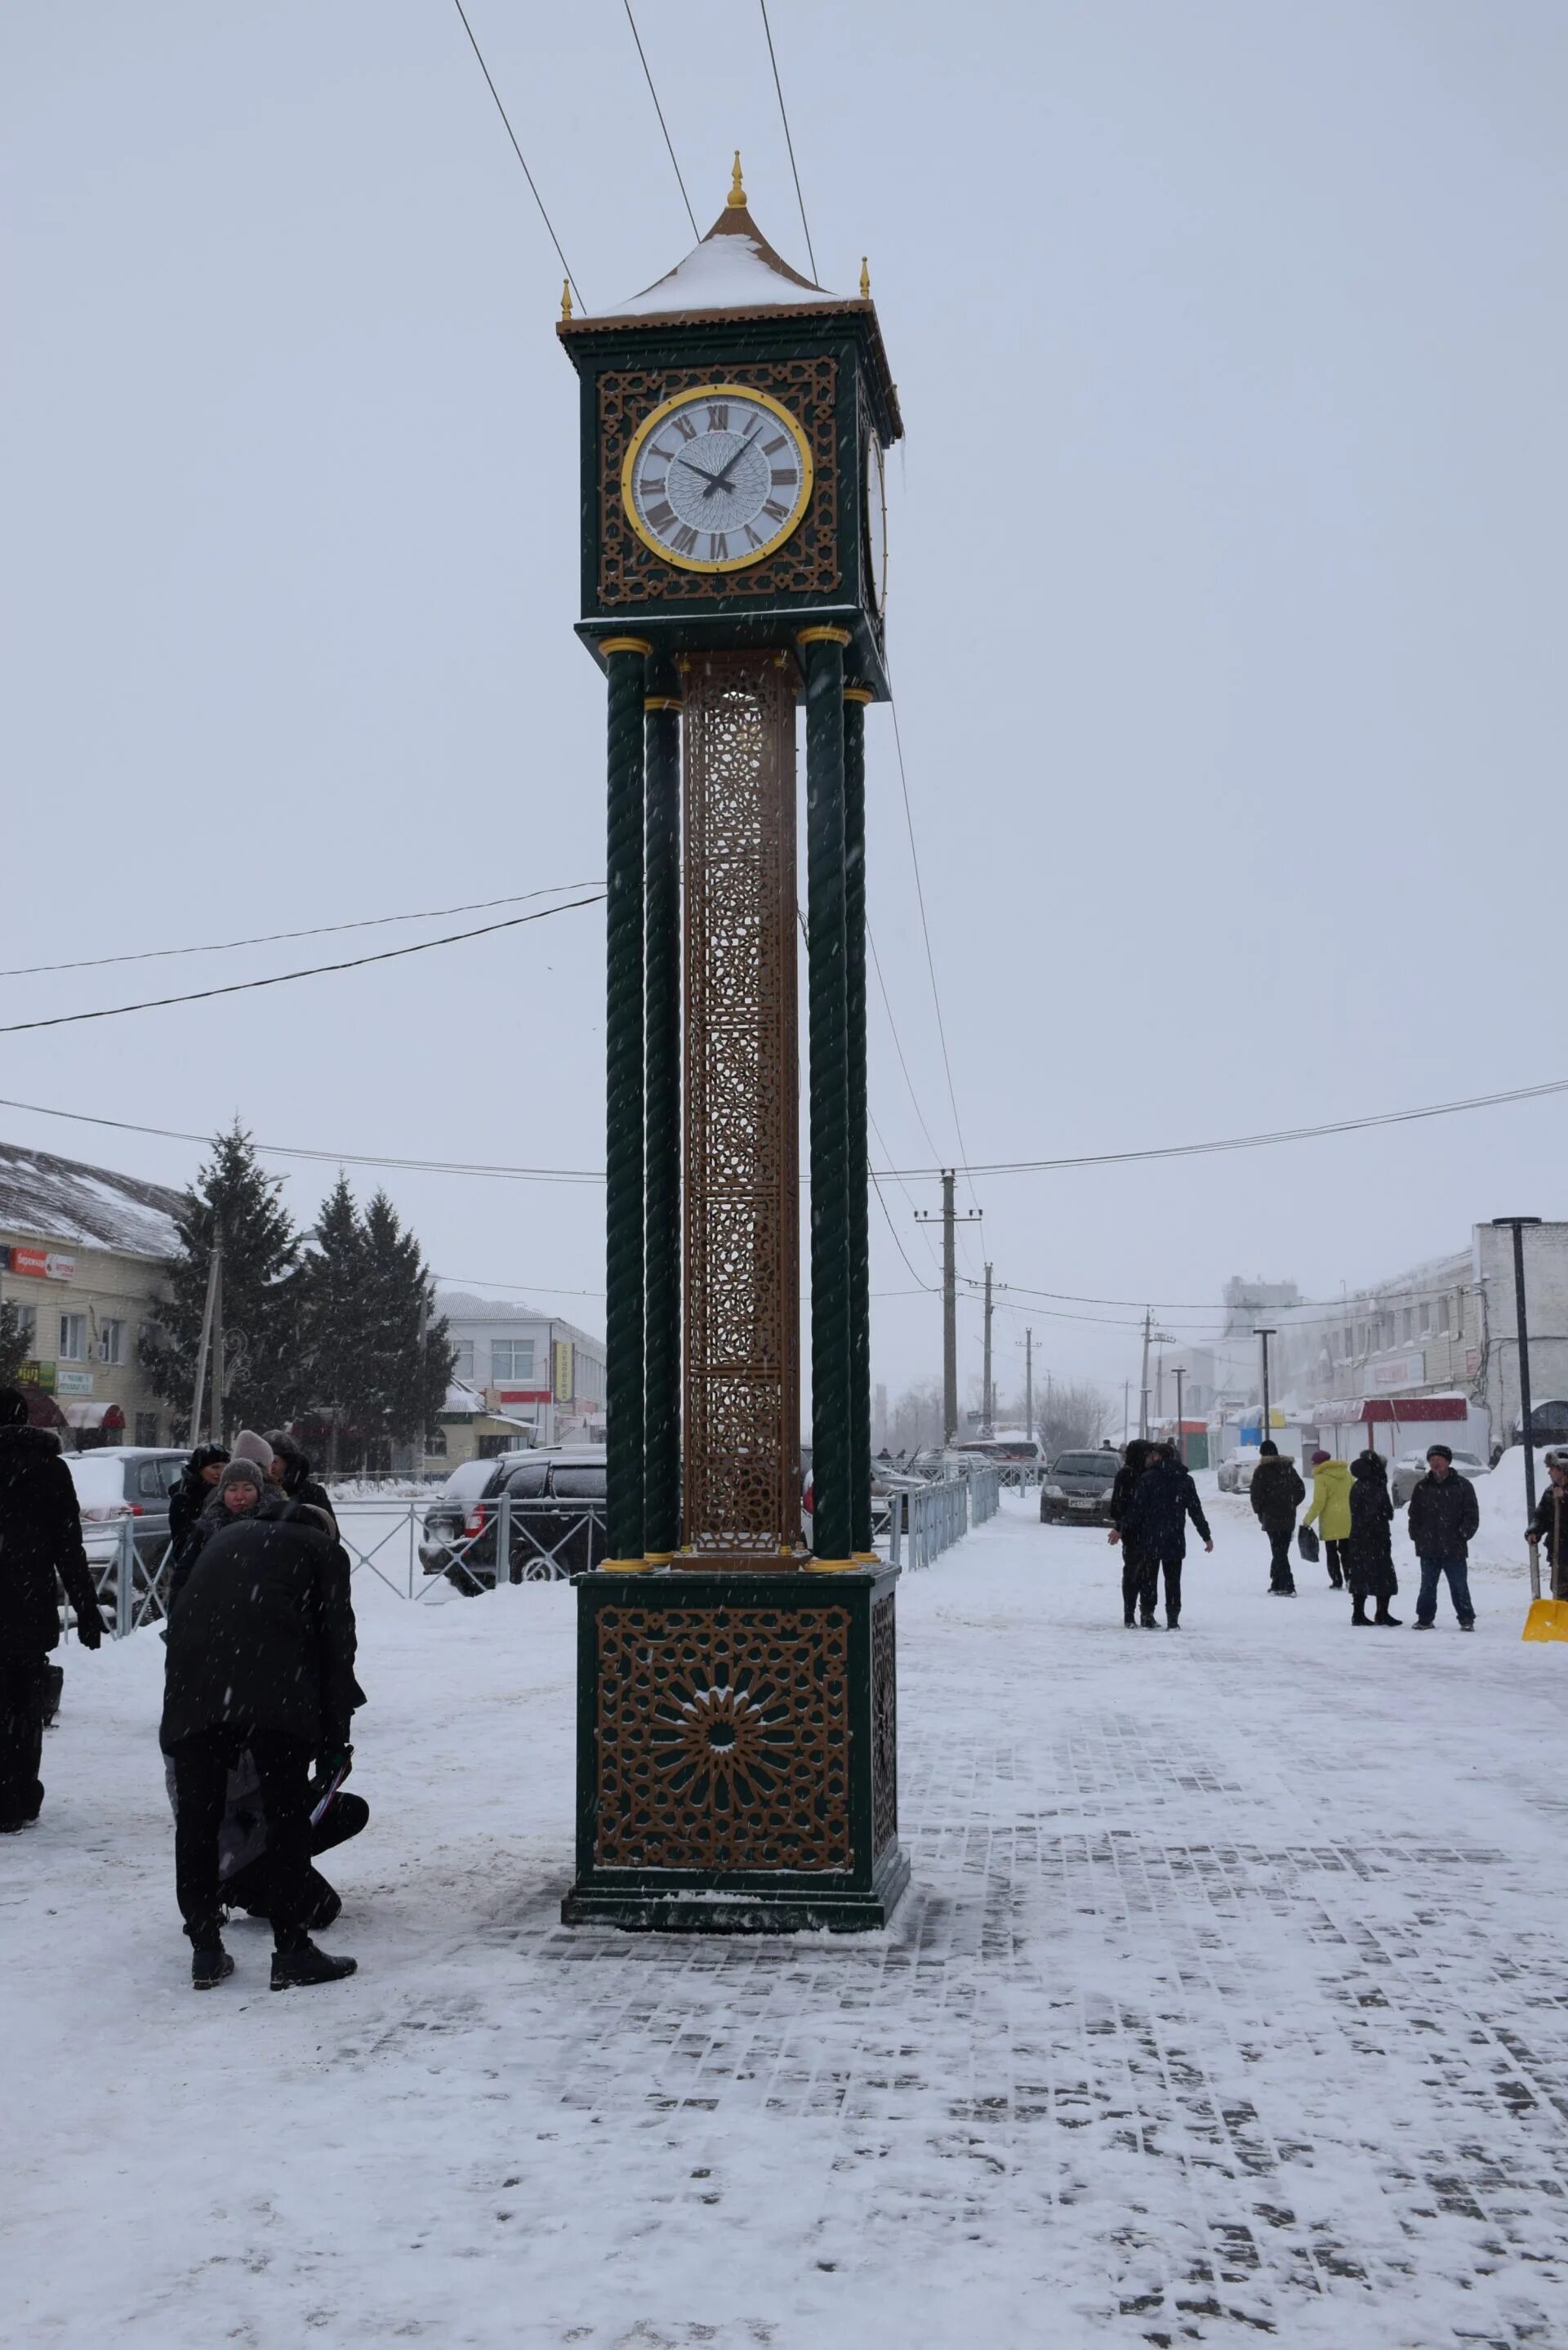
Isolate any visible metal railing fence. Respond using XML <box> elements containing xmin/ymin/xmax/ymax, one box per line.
<box><xmin>884</xmin><ymin>1463</ymin><xmax>1002</xmax><ymax>1571</ymax></box>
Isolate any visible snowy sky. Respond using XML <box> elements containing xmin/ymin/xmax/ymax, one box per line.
<box><xmin>4</xmin><ymin>1</ymin><xmax>1566</xmax><ymax>1414</ymax></box>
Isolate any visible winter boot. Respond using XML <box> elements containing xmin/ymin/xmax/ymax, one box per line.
<box><xmin>191</xmin><ymin>1942</ymin><xmax>234</xmax><ymax>1991</ymax></box>
<box><xmin>270</xmin><ymin>1938</ymin><xmax>357</xmax><ymax>1991</ymax></box>
<box><xmin>1374</xmin><ymin>1604</ymin><xmax>1401</xmax><ymax>1626</ymax></box>
<box><xmin>1350</xmin><ymin>1598</ymin><xmax>1368</xmax><ymax>1625</ymax></box>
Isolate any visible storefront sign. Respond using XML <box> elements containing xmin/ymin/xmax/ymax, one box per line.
<box><xmin>1369</xmin><ymin>1351</ymin><xmax>1426</xmax><ymax>1391</ymax></box>
<box><xmin>56</xmin><ymin>1370</ymin><xmax>95</xmax><ymax>1397</ymax></box>
<box><xmin>16</xmin><ymin>1361</ymin><xmax>57</xmax><ymax>1393</ymax></box>
<box><xmin>5</xmin><ymin>1246</ymin><xmax>76</xmax><ymax>1282</ymax></box>
<box><xmin>553</xmin><ymin>1340</ymin><xmax>574</xmax><ymax>1406</ymax></box>
<box><xmin>495</xmin><ymin>1388</ymin><xmax>551</xmax><ymax>1407</ymax></box>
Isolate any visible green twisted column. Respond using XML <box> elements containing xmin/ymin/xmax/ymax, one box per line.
<box><xmin>643</xmin><ymin>662</ymin><xmax>683</xmax><ymax>1562</ymax></box>
<box><xmin>844</xmin><ymin>687</ymin><xmax>874</xmax><ymax>1556</ymax></box>
<box><xmin>800</xmin><ymin>628</ymin><xmax>853</xmax><ymax>1567</ymax></box>
<box><xmin>602</xmin><ymin>636</ymin><xmax>651</xmax><ymax>1567</ymax></box>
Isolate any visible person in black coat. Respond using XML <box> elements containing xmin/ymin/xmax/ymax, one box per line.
<box><xmin>263</xmin><ymin>1429</ymin><xmax>338</xmax><ymax>1531</ymax></box>
<box><xmin>1249</xmin><ymin>1441</ymin><xmax>1307</xmax><ymax>1595</ymax></box>
<box><xmin>1406</xmin><ymin>1445</ymin><xmax>1481</xmax><ymax>1629</ymax></box>
<box><xmin>162</xmin><ymin>1456</ymin><xmax>361</xmax><ymax>1988</ymax></box>
<box><xmin>0</xmin><ymin>1387</ymin><xmax>105</xmax><ymax>1829</ymax></box>
<box><xmin>1120</xmin><ymin>1443</ymin><xmax>1214</xmax><ymax>1628</ymax></box>
<box><xmin>1107</xmin><ymin>1438</ymin><xmax>1158</xmax><ymax>1627</ymax></box>
<box><xmin>1526</xmin><ymin>1451</ymin><xmax>1568</xmax><ymax>1600</ymax></box>
<box><xmin>166</xmin><ymin>1443</ymin><xmax>229</xmax><ymax>1558</ymax></box>
<box><xmin>1345</xmin><ymin>1451</ymin><xmax>1400</xmax><ymax>1626</ymax></box>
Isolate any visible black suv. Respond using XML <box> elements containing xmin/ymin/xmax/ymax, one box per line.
<box><xmin>419</xmin><ymin>1448</ymin><xmax>608</xmax><ymax>1591</ymax></box>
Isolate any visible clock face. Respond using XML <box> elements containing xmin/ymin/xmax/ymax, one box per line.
<box><xmin>621</xmin><ymin>384</ymin><xmax>813</xmax><ymax>573</ymax></box>
<box><xmin>865</xmin><ymin>435</ymin><xmax>887</xmax><ymax>615</ymax></box>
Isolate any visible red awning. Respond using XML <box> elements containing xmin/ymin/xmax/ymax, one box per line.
<box><xmin>1360</xmin><ymin>1397</ymin><xmax>1467</xmax><ymax>1424</ymax></box>
<box><xmin>62</xmin><ymin>1402</ymin><xmax>127</xmax><ymax>1430</ymax></box>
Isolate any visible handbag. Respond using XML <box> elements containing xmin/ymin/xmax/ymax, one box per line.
<box><xmin>1297</xmin><ymin>1524</ymin><xmax>1321</xmax><ymax>1563</ymax></box>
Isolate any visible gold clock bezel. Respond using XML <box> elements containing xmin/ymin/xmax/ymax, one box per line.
<box><xmin>620</xmin><ymin>383</ymin><xmax>814</xmax><ymax>574</ymax></box>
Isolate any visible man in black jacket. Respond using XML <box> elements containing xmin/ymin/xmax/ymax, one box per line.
<box><xmin>0</xmin><ymin>1387</ymin><xmax>105</xmax><ymax>1829</ymax></box>
<box><xmin>1249</xmin><ymin>1441</ymin><xmax>1306</xmax><ymax>1595</ymax></box>
<box><xmin>162</xmin><ymin>1459</ymin><xmax>362</xmax><ymax>1988</ymax></box>
<box><xmin>1107</xmin><ymin>1438</ymin><xmax>1158</xmax><ymax>1626</ymax></box>
<box><xmin>1121</xmin><ymin>1443</ymin><xmax>1214</xmax><ymax>1628</ymax></box>
<box><xmin>1407</xmin><ymin>1443</ymin><xmax>1481</xmax><ymax>1630</ymax></box>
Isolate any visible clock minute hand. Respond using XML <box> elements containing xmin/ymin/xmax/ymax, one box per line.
<box><xmin>709</xmin><ymin>430</ymin><xmax>761</xmax><ymax>495</ymax></box>
<box><xmin>677</xmin><ymin>456</ymin><xmax>730</xmax><ymax>497</ymax></box>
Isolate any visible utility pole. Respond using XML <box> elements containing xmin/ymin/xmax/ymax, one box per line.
<box><xmin>210</xmin><ymin>1239</ymin><xmax>226</xmax><ymax>1447</ymax></box>
<box><xmin>1492</xmin><ymin>1216</ymin><xmax>1543</xmax><ymax>1537</ymax></box>
<box><xmin>1138</xmin><ymin>1308</ymin><xmax>1152</xmax><ymax>1438</ymax></box>
<box><xmin>982</xmin><ymin>1263</ymin><xmax>994</xmax><ymax>1436</ymax></box>
<box><xmin>1023</xmin><ymin>1328</ymin><xmax>1034</xmax><ymax>1448</ymax></box>
<box><xmin>1173</xmin><ymin>1365</ymin><xmax>1186</xmax><ymax>1465</ymax></box>
<box><xmin>1122</xmin><ymin>1378</ymin><xmax>1130</xmax><ymax>1444</ymax></box>
<box><xmin>1254</xmin><ymin>1327</ymin><xmax>1277</xmax><ymax>1450</ymax></box>
<box><xmin>915</xmin><ymin>1171</ymin><xmax>982</xmax><ymax>1448</ymax></box>
<box><xmin>189</xmin><ymin>1224</ymin><xmax>221</xmax><ymax>1447</ymax></box>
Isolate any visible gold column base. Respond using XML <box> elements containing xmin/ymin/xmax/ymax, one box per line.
<box><xmin>599</xmin><ymin>1556</ymin><xmax>653</xmax><ymax>1574</ymax></box>
<box><xmin>803</xmin><ymin>1555</ymin><xmax>857</xmax><ymax>1574</ymax></box>
<box><xmin>644</xmin><ymin>1551</ymin><xmax>675</xmax><ymax>1567</ymax></box>
<box><xmin>851</xmin><ymin>1551</ymin><xmax>880</xmax><ymax>1565</ymax></box>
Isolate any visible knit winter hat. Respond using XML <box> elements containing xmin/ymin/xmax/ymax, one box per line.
<box><xmin>1311</xmin><ymin>1448</ymin><xmax>1331</xmax><ymax>1465</ymax></box>
<box><xmin>230</xmin><ymin>1429</ymin><xmax>275</xmax><ymax>1474</ymax></box>
<box><xmin>217</xmin><ymin>1458</ymin><xmax>265</xmax><ymax>1501</ymax></box>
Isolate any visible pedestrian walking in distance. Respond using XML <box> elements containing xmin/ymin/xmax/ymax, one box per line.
<box><xmin>1346</xmin><ymin>1451</ymin><xmax>1401</xmax><ymax>1625</ymax></box>
<box><xmin>0</xmin><ymin>1386</ymin><xmax>106</xmax><ymax>1831</ymax></box>
<box><xmin>1302</xmin><ymin>1449</ymin><xmax>1354</xmax><ymax>1588</ymax></box>
<box><xmin>1107</xmin><ymin>1438</ymin><xmax>1158</xmax><ymax>1627</ymax></box>
<box><xmin>1407</xmin><ymin>1443</ymin><xmax>1481</xmax><ymax>1631</ymax></box>
<box><xmin>162</xmin><ymin>1456</ymin><xmax>362</xmax><ymax>1989</ymax></box>
<box><xmin>1526</xmin><ymin>1449</ymin><xmax>1568</xmax><ymax>1599</ymax></box>
<box><xmin>1120</xmin><ymin>1440</ymin><xmax>1214</xmax><ymax>1629</ymax></box>
<box><xmin>1250</xmin><ymin>1440</ymin><xmax>1306</xmax><ymax>1595</ymax></box>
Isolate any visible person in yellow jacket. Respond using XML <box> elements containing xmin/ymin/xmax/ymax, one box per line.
<box><xmin>1302</xmin><ymin>1449</ymin><xmax>1354</xmax><ymax>1589</ymax></box>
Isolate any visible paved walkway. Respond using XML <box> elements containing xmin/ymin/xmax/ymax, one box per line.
<box><xmin>4</xmin><ymin>1488</ymin><xmax>1566</xmax><ymax>2347</ymax></box>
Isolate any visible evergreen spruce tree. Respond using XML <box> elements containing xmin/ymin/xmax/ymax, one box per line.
<box><xmin>359</xmin><ymin>1190</ymin><xmax>455</xmax><ymax>1461</ymax></box>
<box><xmin>140</xmin><ymin>1124</ymin><xmax>301</xmax><ymax>1438</ymax></box>
<box><xmin>297</xmin><ymin>1175</ymin><xmax>374</xmax><ymax>1472</ymax></box>
<box><xmin>0</xmin><ymin>1299</ymin><xmax>33</xmax><ymax>1387</ymax></box>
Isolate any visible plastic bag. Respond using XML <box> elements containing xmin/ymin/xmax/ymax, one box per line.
<box><xmin>1297</xmin><ymin>1524</ymin><xmax>1321</xmax><ymax>1563</ymax></box>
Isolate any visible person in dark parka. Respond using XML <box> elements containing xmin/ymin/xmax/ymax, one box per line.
<box><xmin>162</xmin><ymin>1456</ymin><xmax>361</xmax><ymax>1989</ymax></box>
<box><xmin>1107</xmin><ymin>1438</ymin><xmax>1158</xmax><ymax>1627</ymax></box>
<box><xmin>1250</xmin><ymin>1440</ymin><xmax>1306</xmax><ymax>1594</ymax></box>
<box><xmin>1120</xmin><ymin>1442</ymin><xmax>1214</xmax><ymax>1628</ymax></box>
<box><xmin>1526</xmin><ymin>1450</ymin><xmax>1568</xmax><ymax>1600</ymax></box>
<box><xmin>0</xmin><ymin>1386</ymin><xmax>105</xmax><ymax>1829</ymax></box>
<box><xmin>1407</xmin><ymin>1443</ymin><xmax>1481</xmax><ymax>1630</ymax></box>
<box><xmin>1346</xmin><ymin>1451</ymin><xmax>1400</xmax><ymax>1625</ymax></box>
<box><xmin>263</xmin><ymin>1429</ymin><xmax>337</xmax><ymax>1532</ymax></box>
<box><xmin>166</xmin><ymin>1443</ymin><xmax>229</xmax><ymax>1558</ymax></box>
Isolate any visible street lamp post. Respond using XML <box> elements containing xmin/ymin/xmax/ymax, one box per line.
<box><xmin>1492</xmin><ymin>1217</ymin><xmax>1544</xmax><ymax>1585</ymax></box>
<box><xmin>1174</xmin><ymin>1366</ymin><xmax>1186</xmax><ymax>1465</ymax></box>
<box><xmin>1254</xmin><ymin>1327</ymin><xmax>1277</xmax><ymax>1450</ymax></box>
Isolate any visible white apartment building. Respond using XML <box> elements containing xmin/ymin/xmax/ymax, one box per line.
<box><xmin>425</xmin><ymin>1289</ymin><xmax>606</xmax><ymax>1469</ymax></box>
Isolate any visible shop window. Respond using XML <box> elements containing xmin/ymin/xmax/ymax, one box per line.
<box><xmin>98</xmin><ymin>1319</ymin><xmax>124</xmax><ymax>1365</ymax></box>
<box><xmin>134</xmin><ymin>1412</ymin><xmax>159</xmax><ymax>1446</ymax></box>
<box><xmin>425</xmin><ymin>1428</ymin><xmax>448</xmax><ymax>1456</ymax></box>
<box><xmin>59</xmin><ymin>1313</ymin><xmax>87</xmax><ymax>1361</ymax></box>
<box><xmin>492</xmin><ymin>1340</ymin><xmax>534</xmax><ymax>1381</ymax></box>
<box><xmin>11</xmin><ymin>1303</ymin><xmax>38</xmax><ymax>1355</ymax></box>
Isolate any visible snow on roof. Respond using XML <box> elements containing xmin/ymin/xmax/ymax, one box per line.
<box><xmin>612</xmin><ymin>202</ymin><xmax>833</xmax><ymax>319</ymax></box>
<box><xmin>444</xmin><ymin>1380</ymin><xmax>486</xmax><ymax>1416</ymax></box>
<box><xmin>0</xmin><ymin>1140</ymin><xmax>183</xmax><ymax>1260</ymax></box>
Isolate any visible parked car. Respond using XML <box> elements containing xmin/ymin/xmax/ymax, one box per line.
<box><xmin>1389</xmin><ymin>1448</ymin><xmax>1490</xmax><ymax>1507</ymax></box>
<box><xmin>65</xmin><ymin>1447</ymin><xmax>189</xmax><ymax>1572</ymax></box>
<box><xmin>1039</xmin><ymin>1451</ymin><xmax>1120</xmax><ymax>1526</ymax></box>
<box><xmin>1217</xmin><ymin>1452</ymin><xmax>1262</xmax><ymax>1494</ymax></box>
<box><xmin>420</xmin><ymin>1447</ymin><xmax>608</xmax><ymax>1590</ymax></box>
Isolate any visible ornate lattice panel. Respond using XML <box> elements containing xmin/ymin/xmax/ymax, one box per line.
<box><xmin>683</xmin><ymin>655</ymin><xmax>800</xmax><ymax>1553</ymax></box>
<box><xmin>871</xmin><ymin>1593</ymin><xmax>898</xmax><ymax>1857</ymax></box>
<box><xmin>598</xmin><ymin>359</ymin><xmax>839</xmax><ymax>607</ymax></box>
<box><xmin>595</xmin><ymin>1603</ymin><xmax>852</xmax><ymax>1870</ymax></box>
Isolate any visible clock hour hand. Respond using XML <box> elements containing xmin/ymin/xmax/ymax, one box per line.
<box><xmin>677</xmin><ymin>456</ymin><xmax>731</xmax><ymax>497</ymax></box>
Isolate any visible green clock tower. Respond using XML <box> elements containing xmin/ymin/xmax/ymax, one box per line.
<box><xmin>559</xmin><ymin>158</ymin><xmax>906</xmax><ymax>1932</ymax></box>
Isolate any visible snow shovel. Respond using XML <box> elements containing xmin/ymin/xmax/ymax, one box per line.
<box><xmin>1521</xmin><ymin>1539</ymin><xmax>1568</xmax><ymax>1639</ymax></box>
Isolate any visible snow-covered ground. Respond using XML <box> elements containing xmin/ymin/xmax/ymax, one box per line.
<box><xmin>5</xmin><ymin>1481</ymin><xmax>1566</xmax><ymax>2349</ymax></box>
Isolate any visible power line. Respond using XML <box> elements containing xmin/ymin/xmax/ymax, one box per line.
<box><xmin>621</xmin><ymin>2</ymin><xmax>698</xmax><ymax>239</ymax></box>
<box><xmin>757</xmin><ymin>0</ymin><xmax>817</xmax><ymax>281</ymax></box>
<box><xmin>0</xmin><ymin>895</ymin><xmax>604</xmax><ymax>1037</ymax></box>
<box><xmin>0</xmin><ymin>882</ymin><xmax>597</xmax><ymax>979</ymax></box>
<box><xmin>449</xmin><ymin>0</ymin><xmax>587</xmax><ymax>312</ymax></box>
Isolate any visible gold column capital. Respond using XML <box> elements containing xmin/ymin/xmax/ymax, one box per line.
<box><xmin>843</xmin><ymin>685</ymin><xmax>875</xmax><ymax>705</ymax></box>
<box><xmin>644</xmin><ymin>696</ymin><xmax>684</xmax><ymax>712</ymax></box>
<box><xmin>600</xmin><ymin>635</ymin><xmax>655</xmax><ymax>658</ymax></box>
<box><xmin>796</xmin><ymin>626</ymin><xmax>853</xmax><ymax>649</ymax></box>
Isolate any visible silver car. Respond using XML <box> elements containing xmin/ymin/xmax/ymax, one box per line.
<box><xmin>1389</xmin><ymin>1449</ymin><xmax>1489</xmax><ymax>1507</ymax></box>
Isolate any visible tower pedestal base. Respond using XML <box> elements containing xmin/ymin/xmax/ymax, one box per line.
<box><xmin>562</xmin><ymin>1564</ymin><xmax>905</xmax><ymax>1936</ymax></box>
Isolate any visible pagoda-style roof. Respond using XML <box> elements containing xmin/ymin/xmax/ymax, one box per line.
<box><xmin>559</xmin><ymin>157</ymin><xmax>902</xmax><ymax>440</ymax></box>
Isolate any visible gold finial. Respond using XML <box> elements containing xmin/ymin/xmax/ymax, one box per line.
<box><xmin>859</xmin><ymin>255</ymin><xmax>871</xmax><ymax>299</ymax></box>
<box><xmin>560</xmin><ymin>277</ymin><xmax>572</xmax><ymax>321</ymax></box>
<box><xmin>727</xmin><ymin>149</ymin><xmax>746</xmax><ymax>208</ymax></box>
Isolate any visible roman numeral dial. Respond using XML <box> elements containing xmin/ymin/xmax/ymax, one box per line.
<box><xmin>621</xmin><ymin>384</ymin><xmax>813</xmax><ymax>573</ymax></box>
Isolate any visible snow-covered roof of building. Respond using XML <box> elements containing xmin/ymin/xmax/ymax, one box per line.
<box><xmin>0</xmin><ymin>1140</ymin><xmax>183</xmax><ymax>1261</ymax></box>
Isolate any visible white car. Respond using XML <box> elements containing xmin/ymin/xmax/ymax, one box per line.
<box><xmin>1216</xmin><ymin>1453</ymin><xmax>1261</xmax><ymax>1494</ymax></box>
<box><xmin>1389</xmin><ymin>1449</ymin><xmax>1490</xmax><ymax>1508</ymax></box>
